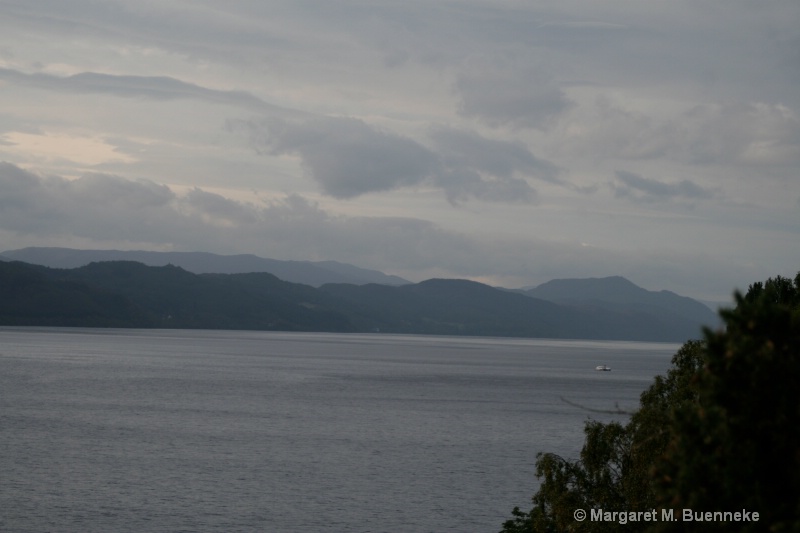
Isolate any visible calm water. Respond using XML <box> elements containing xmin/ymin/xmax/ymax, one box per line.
<box><xmin>0</xmin><ymin>328</ymin><xmax>678</xmax><ymax>532</ymax></box>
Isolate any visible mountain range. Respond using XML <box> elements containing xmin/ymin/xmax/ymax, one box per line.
<box><xmin>524</xmin><ymin>276</ymin><xmax>719</xmax><ymax>329</ymax></box>
<box><xmin>0</xmin><ymin>247</ymin><xmax>409</xmax><ymax>287</ymax></box>
<box><xmin>0</xmin><ymin>248</ymin><xmax>722</xmax><ymax>342</ymax></box>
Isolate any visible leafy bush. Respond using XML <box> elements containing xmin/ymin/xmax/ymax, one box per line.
<box><xmin>502</xmin><ymin>273</ymin><xmax>800</xmax><ymax>532</ymax></box>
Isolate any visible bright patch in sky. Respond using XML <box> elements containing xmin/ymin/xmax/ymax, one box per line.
<box><xmin>2</xmin><ymin>131</ymin><xmax>136</xmax><ymax>166</ymax></box>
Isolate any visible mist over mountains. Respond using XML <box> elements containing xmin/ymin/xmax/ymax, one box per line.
<box><xmin>0</xmin><ymin>248</ymin><xmax>721</xmax><ymax>342</ymax></box>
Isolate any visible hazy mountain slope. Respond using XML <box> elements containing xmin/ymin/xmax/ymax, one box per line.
<box><xmin>320</xmin><ymin>278</ymin><xmax>584</xmax><ymax>337</ymax></box>
<box><xmin>0</xmin><ymin>247</ymin><xmax>409</xmax><ymax>287</ymax></box>
<box><xmin>525</xmin><ymin>276</ymin><xmax>720</xmax><ymax>333</ymax></box>
<box><xmin>319</xmin><ymin>278</ymin><xmax>706</xmax><ymax>341</ymax></box>
<box><xmin>312</xmin><ymin>260</ymin><xmax>409</xmax><ymax>286</ymax></box>
<box><xmin>1</xmin><ymin>260</ymin><xmax>715</xmax><ymax>341</ymax></box>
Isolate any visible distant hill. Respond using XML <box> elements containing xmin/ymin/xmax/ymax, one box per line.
<box><xmin>0</xmin><ymin>261</ymin><xmax>151</xmax><ymax>327</ymax></box>
<box><xmin>524</xmin><ymin>276</ymin><xmax>721</xmax><ymax>333</ymax></box>
<box><xmin>1</xmin><ymin>260</ymin><xmax>354</xmax><ymax>331</ymax></box>
<box><xmin>321</xmin><ymin>277</ymin><xmax>715</xmax><ymax>341</ymax></box>
<box><xmin>319</xmin><ymin>278</ymin><xmax>584</xmax><ymax>338</ymax></box>
<box><xmin>0</xmin><ymin>260</ymin><xmax>717</xmax><ymax>341</ymax></box>
<box><xmin>0</xmin><ymin>247</ymin><xmax>410</xmax><ymax>287</ymax></box>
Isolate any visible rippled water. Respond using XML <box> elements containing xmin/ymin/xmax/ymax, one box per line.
<box><xmin>0</xmin><ymin>328</ymin><xmax>678</xmax><ymax>532</ymax></box>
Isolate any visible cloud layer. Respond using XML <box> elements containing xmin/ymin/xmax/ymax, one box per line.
<box><xmin>1</xmin><ymin>162</ymin><xmax>773</xmax><ymax>300</ymax></box>
<box><xmin>1</xmin><ymin>1</ymin><xmax>799</xmax><ymax>300</ymax></box>
<box><xmin>232</xmin><ymin>118</ymin><xmax>557</xmax><ymax>203</ymax></box>
<box><xmin>613</xmin><ymin>171</ymin><xmax>715</xmax><ymax>203</ymax></box>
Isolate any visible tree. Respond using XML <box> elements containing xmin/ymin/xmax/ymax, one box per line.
<box><xmin>654</xmin><ymin>276</ymin><xmax>800</xmax><ymax>531</ymax></box>
<box><xmin>501</xmin><ymin>272</ymin><xmax>800</xmax><ymax>533</ymax></box>
<box><xmin>500</xmin><ymin>340</ymin><xmax>705</xmax><ymax>533</ymax></box>
<box><xmin>742</xmin><ymin>273</ymin><xmax>800</xmax><ymax>308</ymax></box>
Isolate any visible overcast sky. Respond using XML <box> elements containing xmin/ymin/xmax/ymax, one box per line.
<box><xmin>1</xmin><ymin>0</ymin><xmax>798</xmax><ymax>300</ymax></box>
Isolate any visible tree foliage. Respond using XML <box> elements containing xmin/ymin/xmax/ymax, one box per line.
<box><xmin>654</xmin><ymin>275</ymin><xmax>800</xmax><ymax>531</ymax></box>
<box><xmin>502</xmin><ymin>272</ymin><xmax>800</xmax><ymax>532</ymax></box>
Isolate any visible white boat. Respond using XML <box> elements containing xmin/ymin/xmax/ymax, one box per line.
<box><xmin>595</xmin><ymin>365</ymin><xmax>612</xmax><ymax>371</ymax></box>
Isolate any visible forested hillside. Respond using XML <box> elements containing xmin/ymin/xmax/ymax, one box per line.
<box><xmin>0</xmin><ymin>260</ymin><xmax>714</xmax><ymax>341</ymax></box>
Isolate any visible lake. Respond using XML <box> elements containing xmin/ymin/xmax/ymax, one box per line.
<box><xmin>0</xmin><ymin>328</ymin><xmax>679</xmax><ymax>532</ymax></box>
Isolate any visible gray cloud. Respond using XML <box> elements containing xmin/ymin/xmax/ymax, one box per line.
<box><xmin>435</xmin><ymin>168</ymin><xmax>537</xmax><ymax>205</ymax></box>
<box><xmin>2</xmin><ymin>1</ymin><xmax>290</xmax><ymax>66</ymax></box>
<box><xmin>2</xmin><ymin>1</ymin><xmax>799</xmax><ymax>302</ymax></box>
<box><xmin>455</xmin><ymin>67</ymin><xmax>573</xmax><ymax>129</ymax></box>
<box><xmin>0</xmin><ymin>68</ymin><xmax>286</xmax><ymax>113</ymax></box>
<box><xmin>428</xmin><ymin>127</ymin><xmax>563</xmax><ymax>203</ymax></box>
<box><xmin>7</xmin><ymin>1</ymin><xmax>798</xmax><ymax>111</ymax></box>
<box><xmin>613</xmin><ymin>170</ymin><xmax>715</xmax><ymax>202</ymax></box>
<box><xmin>0</xmin><ymin>161</ymin><xmax>477</xmax><ymax>270</ymax></box>
<box><xmin>0</xmin><ymin>64</ymin><xmax>555</xmax><ymax>205</ymax></box>
<box><xmin>0</xmin><ymin>162</ymin><xmax>783</xmax><ymax>300</ymax></box>
<box><xmin>0</xmin><ymin>161</ymin><xmax>43</xmax><ymax>223</ymax></box>
<box><xmin>183</xmin><ymin>188</ymin><xmax>259</xmax><ymax>225</ymax></box>
<box><xmin>455</xmin><ymin>50</ymin><xmax>573</xmax><ymax>130</ymax></box>
<box><xmin>429</xmin><ymin>127</ymin><xmax>560</xmax><ymax>183</ymax></box>
<box><xmin>68</xmin><ymin>173</ymin><xmax>174</xmax><ymax>208</ymax></box>
<box><xmin>0</xmin><ymin>162</ymin><xmax>564</xmax><ymax>275</ymax></box>
<box><xmin>235</xmin><ymin>116</ymin><xmax>439</xmax><ymax>198</ymax></box>
<box><xmin>558</xmin><ymin>98</ymin><xmax>800</xmax><ymax>168</ymax></box>
<box><xmin>681</xmin><ymin>103</ymin><xmax>800</xmax><ymax>167</ymax></box>
<box><xmin>0</xmin><ymin>162</ymin><xmax>178</xmax><ymax>239</ymax></box>
<box><xmin>232</xmin><ymin>118</ymin><xmax>546</xmax><ymax>203</ymax></box>
<box><xmin>0</xmin><ymin>162</ymin><xmax>265</xmax><ymax>249</ymax></box>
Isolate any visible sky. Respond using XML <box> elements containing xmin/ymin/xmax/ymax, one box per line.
<box><xmin>1</xmin><ymin>0</ymin><xmax>798</xmax><ymax>301</ymax></box>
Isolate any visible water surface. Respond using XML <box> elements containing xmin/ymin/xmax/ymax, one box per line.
<box><xmin>0</xmin><ymin>328</ymin><xmax>678</xmax><ymax>532</ymax></box>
